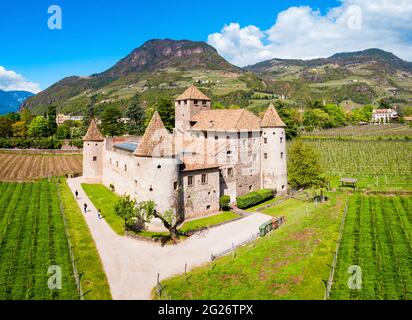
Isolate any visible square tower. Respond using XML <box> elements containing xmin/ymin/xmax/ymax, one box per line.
<box><xmin>175</xmin><ymin>85</ymin><xmax>211</xmax><ymax>133</ymax></box>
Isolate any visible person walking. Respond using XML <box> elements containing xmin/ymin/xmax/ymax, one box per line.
<box><xmin>97</xmin><ymin>208</ymin><xmax>101</xmax><ymax>219</ymax></box>
<box><xmin>83</xmin><ymin>203</ymin><xmax>88</xmax><ymax>213</ymax></box>
<box><xmin>75</xmin><ymin>190</ymin><xmax>79</xmax><ymax>199</ymax></box>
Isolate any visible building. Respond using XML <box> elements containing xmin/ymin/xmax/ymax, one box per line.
<box><xmin>371</xmin><ymin>109</ymin><xmax>398</xmax><ymax>123</ymax></box>
<box><xmin>56</xmin><ymin>114</ymin><xmax>84</xmax><ymax>125</ymax></box>
<box><xmin>83</xmin><ymin>85</ymin><xmax>287</xmax><ymax>226</ymax></box>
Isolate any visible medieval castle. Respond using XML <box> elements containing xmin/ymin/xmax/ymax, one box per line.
<box><xmin>83</xmin><ymin>85</ymin><xmax>287</xmax><ymax>224</ymax></box>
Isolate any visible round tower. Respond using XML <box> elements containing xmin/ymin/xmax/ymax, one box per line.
<box><xmin>260</xmin><ymin>104</ymin><xmax>288</xmax><ymax>195</ymax></box>
<box><xmin>83</xmin><ymin>119</ymin><xmax>104</xmax><ymax>181</ymax></box>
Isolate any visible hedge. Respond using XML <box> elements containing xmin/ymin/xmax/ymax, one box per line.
<box><xmin>0</xmin><ymin>137</ymin><xmax>62</xmax><ymax>149</ymax></box>
<box><xmin>236</xmin><ymin>189</ymin><xmax>274</xmax><ymax>209</ymax></box>
<box><xmin>219</xmin><ymin>195</ymin><xmax>231</xmax><ymax>211</ymax></box>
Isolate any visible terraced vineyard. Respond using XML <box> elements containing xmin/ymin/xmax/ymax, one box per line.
<box><xmin>0</xmin><ymin>180</ymin><xmax>78</xmax><ymax>299</ymax></box>
<box><xmin>0</xmin><ymin>152</ymin><xmax>82</xmax><ymax>181</ymax></box>
<box><xmin>331</xmin><ymin>194</ymin><xmax>412</xmax><ymax>299</ymax></box>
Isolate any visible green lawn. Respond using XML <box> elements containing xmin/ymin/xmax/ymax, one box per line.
<box><xmin>59</xmin><ymin>180</ymin><xmax>111</xmax><ymax>299</ymax></box>
<box><xmin>154</xmin><ymin>192</ymin><xmax>347</xmax><ymax>299</ymax></box>
<box><xmin>81</xmin><ymin>184</ymin><xmax>124</xmax><ymax>236</ymax></box>
<box><xmin>179</xmin><ymin>211</ymin><xmax>240</xmax><ymax>233</ymax></box>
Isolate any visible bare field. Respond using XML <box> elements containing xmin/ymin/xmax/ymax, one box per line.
<box><xmin>0</xmin><ymin>152</ymin><xmax>83</xmax><ymax>181</ymax></box>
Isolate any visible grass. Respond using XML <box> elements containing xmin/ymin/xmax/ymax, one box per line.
<box><xmin>59</xmin><ymin>180</ymin><xmax>111</xmax><ymax>299</ymax></box>
<box><xmin>154</xmin><ymin>192</ymin><xmax>347</xmax><ymax>299</ymax></box>
<box><xmin>331</xmin><ymin>194</ymin><xmax>412</xmax><ymax>300</ymax></box>
<box><xmin>0</xmin><ymin>180</ymin><xmax>78</xmax><ymax>299</ymax></box>
<box><xmin>179</xmin><ymin>211</ymin><xmax>240</xmax><ymax>233</ymax></box>
<box><xmin>81</xmin><ymin>184</ymin><xmax>124</xmax><ymax>236</ymax></box>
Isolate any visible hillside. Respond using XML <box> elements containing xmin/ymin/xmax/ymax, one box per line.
<box><xmin>0</xmin><ymin>90</ymin><xmax>34</xmax><ymax>114</ymax></box>
<box><xmin>22</xmin><ymin>39</ymin><xmax>243</xmax><ymax>115</ymax></box>
<box><xmin>22</xmin><ymin>44</ymin><xmax>412</xmax><ymax>116</ymax></box>
<box><xmin>246</xmin><ymin>48</ymin><xmax>412</xmax><ymax>108</ymax></box>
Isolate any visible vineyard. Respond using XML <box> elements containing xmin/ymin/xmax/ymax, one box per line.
<box><xmin>0</xmin><ymin>180</ymin><xmax>78</xmax><ymax>299</ymax></box>
<box><xmin>0</xmin><ymin>152</ymin><xmax>82</xmax><ymax>181</ymax></box>
<box><xmin>302</xmin><ymin>124</ymin><xmax>412</xmax><ymax>139</ymax></box>
<box><xmin>331</xmin><ymin>194</ymin><xmax>412</xmax><ymax>299</ymax></box>
<box><xmin>300</xmin><ymin>139</ymin><xmax>412</xmax><ymax>190</ymax></box>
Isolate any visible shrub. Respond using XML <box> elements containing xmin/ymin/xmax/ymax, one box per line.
<box><xmin>236</xmin><ymin>189</ymin><xmax>274</xmax><ymax>209</ymax></box>
<box><xmin>219</xmin><ymin>195</ymin><xmax>231</xmax><ymax>211</ymax></box>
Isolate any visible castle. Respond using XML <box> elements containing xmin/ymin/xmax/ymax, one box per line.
<box><xmin>83</xmin><ymin>85</ymin><xmax>287</xmax><ymax>223</ymax></box>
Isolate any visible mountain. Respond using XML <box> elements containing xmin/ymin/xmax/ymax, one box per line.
<box><xmin>22</xmin><ymin>39</ymin><xmax>241</xmax><ymax>114</ymax></box>
<box><xmin>245</xmin><ymin>48</ymin><xmax>412</xmax><ymax>108</ymax></box>
<box><xmin>23</xmin><ymin>45</ymin><xmax>412</xmax><ymax>116</ymax></box>
<box><xmin>0</xmin><ymin>90</ymin><xmax>34</xmax><ymax>115</ymax></box>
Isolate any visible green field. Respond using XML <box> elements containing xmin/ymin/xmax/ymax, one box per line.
<box><xmin>81</xmin><ymin>183</ymin><xmax>125</xmax><ymax>236</ymax></box>
<box><xmin>154</xmin><ymin>193</ymin><xmax>346</xmax><ymax>299</ymax></box>
<box><xmin>331</xmin><ymin>194</ymin><xmax>412</xmax><ymax>300</ymax></box>
<box><xmin>300</xmin><ymin>139</ymin><xmax>412</xmax><ymax>191</ymax></box>
<box><xmin>0</xmin><ymin>180</ymin><xmax>77</xmax><ymax>299</ymax></box>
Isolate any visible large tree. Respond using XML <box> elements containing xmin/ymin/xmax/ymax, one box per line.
<box><xmin>125</xmin><ymin>96</ymin><xmax>145</xmax><ymax>135</ymax></box>
<box><xmin>100</xmin><ymin>105</ymin><xmax>124</xmax><ymax>137</ymax></box>
<box><xmin>28</xmin><ymin>116</ymin><xmax>49</xmax><ymax>138</ymax></box>
<box><xmin>47</xmin><ymin>105</ymin><xmax>58</xmax><ymax>136</ymax></box>
<box><xmin>155</xmin><ymin>98</ymin><xmax>175</xmax><ymax>131</ymax></box>
<box><xmin>0</xmin><ymin>116</ymin><xmax>13</xmax><ymax>138</ymax></box>
<box><xmin>288</xmin><ymin>139</ymin><xmax>326</xmax><ymax>190</ymax></box>
<box><xmin>12</xmin><ymin>121</ymin><xmax>28</xmax><ymax>138</ymax></box>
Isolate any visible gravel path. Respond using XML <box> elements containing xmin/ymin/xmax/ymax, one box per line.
<box><xmin>67</xmin><ymin>177</ymin><xmax>272</xmax><ymax>300</ymax></box>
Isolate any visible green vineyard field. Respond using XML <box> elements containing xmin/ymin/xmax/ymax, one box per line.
<box><xmin>331</xmin><ymin>194</ymin><xmax>412</xmax><ymax>300</ymax></box>
<box><xmin>0</xmin><ymin>180</ymin><xmax>78</xmax><ymax>299</ymax></box>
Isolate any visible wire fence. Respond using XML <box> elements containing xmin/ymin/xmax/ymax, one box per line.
<box><xmin>53</xmin><ymin>177</ymin><xmax>84</xmax><ymax>300</ymax></box>
<box><xmin>324</xmin><ymin>199</ymin><xmax>349</xmax><ymax>300</ymax></box>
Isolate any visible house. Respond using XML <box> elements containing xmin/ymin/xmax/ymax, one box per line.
<box><xmin>56</xmin><ymin>114</ymin><xmax>84</xmax><ymax>125</ymax></box>
<box><xmin>83</xmin><ymin>85</ymin><xmax>288</xmax><ymax>226</ymax></box>
<box><xmin>371</xmin><ymin>109</ymin><xmax>398</xmax><ymax>123</ymax></box>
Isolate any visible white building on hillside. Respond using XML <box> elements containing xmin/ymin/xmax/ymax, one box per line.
<box><xmin>371</xmin><ymin>109</ymin><xmax>398</xmax><ymax>123</ymax></box>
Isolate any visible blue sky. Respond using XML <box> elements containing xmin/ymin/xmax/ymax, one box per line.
<box><xmin>1</xmin><ymin>0</ymin><xmax>411</xmax><ymax>92</ymax></box>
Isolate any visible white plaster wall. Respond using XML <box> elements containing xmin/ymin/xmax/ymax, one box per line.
<box><xmin>261</xmin><ymin>128</ymin><xmax>288</xmax><ymax>195</ymax></box>
<box><xmin>83</xmin><ymin>141</ymin><xmax>103</xmax><ymax>179</ymax></box>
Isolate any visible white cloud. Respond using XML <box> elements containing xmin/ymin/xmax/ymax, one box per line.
<box><xmin>207</xmin><ymin>0</ymin><xmax>412</xmax><ymax>66</ymax></box>
<box><xmin>0</xmin><ymin>66</ymin><xmax>41</xmax><ymax>93</ymax></box>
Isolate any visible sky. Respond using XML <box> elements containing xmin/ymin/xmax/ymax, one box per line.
<box><xmin>1</xmin><ymin>0</ymin><xmax>412</xmax><ymax>93</ymax></box>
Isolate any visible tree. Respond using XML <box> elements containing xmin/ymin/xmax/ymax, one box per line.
<box><xmin>114</xmin><ymin>195</ymin><xmax>145</xmax><ymax>231</ymax></box>
<box><xmin>28</xmin><ymin>116</ymin><xmax>49</xmax><ymax>137</ymax></box>
<box><xmin>0</xmin><ymin>116</ymin><xmax>13</xmax><ymax>138</ymax></box>
<box><xmin>47</xmin><ymin>105</ymin><xmax>58</xmax><ymax>136</ymax></box>
<box><xmin>20</xmin><ymin>107</ymin><xmax>34</xmax><ymax>124</ymax></box>
<box><xmin>125</xmin><ymin>96</ymin><xmax>145</xmax><ymax>135</ymax></box>
<box><xmin>100</xmin><ymin>105</ymin><xmax>124</xmax><ymax>137</ymax></box>
<box><xmin>12</xmin><ymin>121</ymin><xmax>28</xmax><ymax>138</ymax></box>
<box><xmin>288</xmin><ymin>139</ymin><xmax>325</xmax><ymax>190</ymax></box>
<box><xmin>6</xmin><ymin>112</ymin><xmax>20</xmax><ymax>123</ymax></box>
<box><xmin>155</xmin><ymin>98</ymin><xmax>175</xmax><ymax>131</ymax></box>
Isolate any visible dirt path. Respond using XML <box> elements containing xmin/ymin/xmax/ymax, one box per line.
<box><xmin>67</xmin><ymin>177</ymin><xmax>271</xmax><ymax>300</ymax></box>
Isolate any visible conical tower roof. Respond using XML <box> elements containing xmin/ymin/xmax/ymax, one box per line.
<box><xmin>83</xmin><ymin>119</ymin><xmax>104</xmax><ymax>141</ymax></box>
<box><xmin>260</xmin><ymin>104</ymin><xmax>286</xmax><ymax>128</ymax></box>
<box><xmin>175</xmin><ymin>85</ymin><xmax>210</xmax><ymax>101</ymax></box>
<box><xmin>134</xmin><ymin>112</ymin><xmax>174</xmax><ymax>157</ymax></box>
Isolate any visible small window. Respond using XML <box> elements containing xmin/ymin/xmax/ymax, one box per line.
<box><xmin>116</xmin><ymin>161</ymin><xmax>119</xmax><ymax>168</ymax></box>
<box><xmin>203</xmin><ymin>100</ymin><xmax>207</xmax><ymax>105</ymax></box>
<box><xmin>228</xmin><ymin>168</ymin><xmax>233</xmax><ymax>177</ymax></box>
<box><xmin>280</xmin><ymin>137</ymin><xmax>283</xmax><ymax>143</ymax></box>
<box><xmin>264</xmin><ymin>153</ymin><xmax>268</xmax><ymax>159</ymax></box>
<box><xmin>281</xmin><ymin>152</ymin><xmax>284</xmax><ymax>159</ymax></box>
<box><xmin>243</xmin><ymin>139</ymin><xmax>246</xmax><ymax>147</ymax></box>
<box><xmin>226</xmin><ymin>136</ymin><xmax>230</xmax><ymax>140</ymax></box>
<box><xmin>93</xmin><ymin>156</ymin><xmax>97</xmax><ymax>162</ymax></box>
<box><xmin>249</xmin><ymin>185</ymin><xmax>253</xmax><ymax>191</ymax></box>
<box><xmin>110</xmin><ymin>158</ymin><xmax>112</xmax><ymax>165</ymax></box>
<box><xmin>194</xmin><ymin>100</ymin><xmax>198</xmax><ymax>104</ymax></box>
<box><xmin>215</xmin><ymin>136</ymin><xmax>218</xmax><ymax>140</ymax></box>
<box><xmin>173</xmin><ymin>181</ymin><xmax>178</xmax><ymax>190</ymax></box>
<box><xmin>134</xmin><ymin>180</ymin><xmax>138</xmax><ymax>186</ymax></box>
<box><xmin>248</xmin><ymin>132</ymin><xmax>252</xmax><ymax>138</ymax></box>
<box><xmin>253</xmin><ymin>154</ymin><xmax>257</xmax><ymax>161</ymax></box>
<box><xmin>282</xmin><ymin>185</ymin><xmax>285</xmax><ymax>189</ymax></box>
<box><xmin>124</xmin><ymin>164</ymin><xmax>127</xmax><ymax>172</ymax></box>
<box><xmin>206</xmin><ymin>205</ymin><xmax>211</xmax><ymax>210</ymax></box>
<box><xmin>149</xmin><ymin>185</ymin><xmax>153</xmax><ymax>192</ymax></box>
<box><xmin>273</xmin><ymin>132</ymin><xmax>276</xmax><ymax>135</ymax></box>
<box><xmin>157</xmin><ymin>165</ymin><xmax>161</xmax><ymax>169</ymax></box>
<box><xmin>188</xmin><ymin>176</ymin><xmax>193</xmax><ymax>186</ymax></box>
<box><xmin>264</xmin><ymin>138</ymin><xmax>268</xmax><ymax>144</ymax></box>
<box><xmin>201</xmin><ymin>174</ymin><xmax>207</xmax><ymax>184</ymax></box>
